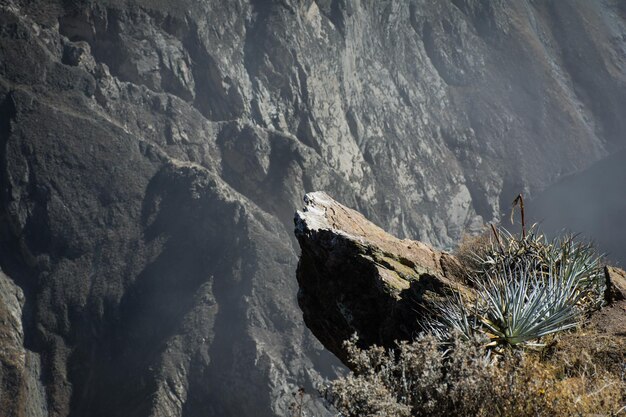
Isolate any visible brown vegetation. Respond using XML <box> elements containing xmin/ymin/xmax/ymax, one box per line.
<box><xmin>325</xmin><ymin>332</ymin><xmax>625</xmax><ymax>416</ymax></box>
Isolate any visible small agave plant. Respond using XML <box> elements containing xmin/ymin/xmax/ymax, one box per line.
<box><xmin>426</xmin><ymin>222</ymin><xmax>605</xmax><ymax>348</ymax></box>
<box><xmin>473</xmin><ymin>260</ymin><xmax>590</xmax><ymax>346</ymax></box>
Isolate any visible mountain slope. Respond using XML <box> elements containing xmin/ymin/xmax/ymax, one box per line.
<box><xmin>0</xmin><ymin>0</ymin><xmax>625</xmax><ymax>415</ymax></box>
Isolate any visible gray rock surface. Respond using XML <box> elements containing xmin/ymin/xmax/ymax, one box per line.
<box><xmin>0</xmin><ymin>0</ymin><xmax>625</xmax><ymax>415</ymax></box>
<box><xmin>294</xmin><ymin>192</ymin><xmax>465</xmax><ymax>364</ymax></box>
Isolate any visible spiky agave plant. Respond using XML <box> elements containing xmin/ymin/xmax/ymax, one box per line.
<box><xmin>546</xmin><ymin>235</ymin><xmax>605</xmax><ymax>309</ymax></box>
<box><xmin>473</xmin><ymin>224</ymin><xmax>554</xmax><ymax>272</ymax></box>
<box><xmin>472</xmin><ymin>226</ymin><xmax>606</xmax><ymax>310</ymax></box>
<box><xmin>424</xmin><ymin>291</ymin><xmax>480</xmax><ymax>343</ymax></box>
<box><xmin>473</xmin><ymin>260</ymin><xmax>586</xmax><ymax>346</ymax></box>
<box><xmin>427</xmin><ymin>233</ymin><xmax>605</xmax><ymax>347</ymax></box>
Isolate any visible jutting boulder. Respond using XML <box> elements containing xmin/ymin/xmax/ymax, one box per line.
<box><xmin>294</xmin><ymin>192</ymin><xmax>467</xmax><ymax>363</ymax></box>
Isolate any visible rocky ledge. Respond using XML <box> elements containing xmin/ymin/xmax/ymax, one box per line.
<box><xmin>294</xmin><ymin>192</ymin><xmax>466</xmax><ymax>363</ymax></box>
<box><xmin>294</xmin><ymin>192</ymin><xmax>626</xmax><ymax>366</ymax></box>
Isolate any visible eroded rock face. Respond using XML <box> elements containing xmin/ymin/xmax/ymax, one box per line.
<box><xmin>0</xmin><ymin>269</ymin><xmax>47</xmax><ymax>417</ymax></box>
<box><xmin>0</xmin><ymin>87</ymin><xmax>330</xmax><ymax>417</ymax></box>
<box><xmin>295</xmin><ymin>192</ymin><xmax>464</xmax><ymax>362</ymax></box>
<box><xmin>1</xmin><ymin>0</ymin><xmax>625</xmax><ymax>416</ymax></box>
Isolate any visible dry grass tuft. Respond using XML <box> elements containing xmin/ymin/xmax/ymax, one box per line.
<box><xmin>454</xmin><ymin>229</ymin><xmax>493</xmax><ymax>280</ymax></box>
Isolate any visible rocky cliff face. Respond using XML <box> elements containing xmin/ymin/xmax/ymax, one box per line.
<box><xmin>0</xmin><ymin>0</ymin><xmax>625</xmax><ymax>416</ymax></box>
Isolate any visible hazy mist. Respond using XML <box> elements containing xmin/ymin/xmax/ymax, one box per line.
<box><xmin>528</xmin><ymin>147</ymin><xmax>626</xmax><ymax>268</ymax></box>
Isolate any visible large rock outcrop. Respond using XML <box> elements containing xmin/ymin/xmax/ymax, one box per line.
<box><xmin>0</xmin><ymin>0</ymin><xmax>625</xmax><ymax>416</ymax></box>
<box><xmin>294</xmin><ymin>192</ymin><xmax>465</xmax><ymax>362</ymax></box>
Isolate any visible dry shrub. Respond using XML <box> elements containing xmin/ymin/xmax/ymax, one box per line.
<box><xmin>325</xmin><ymin>333</ymin><xmax>626</xmax><ymax>416</ymax></box>
<box><xmin>551</xmin><ymin>329</ymin><xmax>626</xmax><ymax>375</ymax></box>
<box><xmin>493</xmin><ymin>350</ymin><xmax>625</xmax><ymax>416</ymax></box>
<box><xmin>454</xmin><ymin>229</ymin><xmax>492</xmax><ymax>279</ymax></box>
